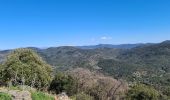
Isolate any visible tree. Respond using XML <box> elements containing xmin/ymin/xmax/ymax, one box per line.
<box><xmin>68</xmin><ymin>68</ymin><xmax>128</xmax><ymax>100</ymax></box>
<box><xmin>126</xmin><ymin>84</ymin><xmax>160</xmax><ymax>100</ymax></box>
<box><xmin>1</xmin><ymin>48</ymin><xmax>52</xmax><ymax>89</ymax></box>
<box><xmin>49</xmin><ymin>72</ymin><xmax>77</xmax><ymax>96</ymax></box>
<box><xmin>0</xmin><ymin>64</ymin><xmax>5</xmax><ymax>86</ymax></box>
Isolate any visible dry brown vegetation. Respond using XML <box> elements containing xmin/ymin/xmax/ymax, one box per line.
<box><xmin>68</xmin><ymin>68</ymin><xmax>128</xmax><ymax>100</ymax></box>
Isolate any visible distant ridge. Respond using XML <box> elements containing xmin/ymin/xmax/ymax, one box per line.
<box><xmin>161</xmin><ymin>40</ymin><xmax>170</xmax><ymax>44</ymax></box>
<box><xmin>76</xmin><ymin>43</ymin><xmax>152</xmax><ymax>49</ymax></box>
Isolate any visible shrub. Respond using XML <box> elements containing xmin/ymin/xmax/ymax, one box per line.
<box><xmin>31</xmin><ymin>91</ymin><xmax>54</xmax><ymax>100</ymax></box>
<box><xmin>126</xmin><ymin>84</ymin><xmax>160</xmax><ymax>100</ymax></box>
<box><xmin>72</xmin><ymin>92</ymin><xmax>94</xmax><ymax>100</ymax></box>
<box><xmin>0</xmin><ymin>92</ymin><xmax>12</xmax><ymax>100</ymax></box>
<box><xmin>49</xmin><ymin>72</ymin><xmax>77</xmax><ymax>96</ymax></box>
<box><xmin>1</xmin><ymin>48</ymin><xmax>52</xmax><ymax>89</ymax></box>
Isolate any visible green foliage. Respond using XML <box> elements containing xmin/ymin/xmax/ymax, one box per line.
<box><xmin>126</xmin><ymin>84</ymin><xmax>160</xmax><ymax>100</ymax></box>
<box><xmin>31</xmin><ymin>91</ymin><xmax>54</xmax><ymax>100</ymax></box>
<box><xmin>0</xmin><ymin>64</ymin><xmax>4</xmax><ymax>86</ymax></box>
<box><xmin>49</xmin><ymin>72</ymin><xmax>77</xmax><ymax>96</ymax></box>
<box><xmin>162</xmin><ymin>86</ymin><xmax>170</xmax><ymax>96</ymax></box>
<box><xmin>39</xmin><ymin>47</ymin><xmax>120</xmax><ymax>71</ymax></box>
<box><xmin>8</xmin><ymin>86</ymin><xmax>22</xmax><ymax>90</ymax></box>
<box><xmin>1</xmin><ymin>48</ymin><xmax>52</xmax><ymax>89</ymax></box>
<box><xmin>71</xmin><ymin>92</ymin><xmax>94</xmax><ymax>100</ymax></box>
<box><xmin>97</xmin><ymin>59</ymin><xmax>139</xmax><ymax>79</ymax></box>
<box><xmin>0</xmin><ymin>92</ymin><xmax>12</xmax><ymax>100</ymax></box>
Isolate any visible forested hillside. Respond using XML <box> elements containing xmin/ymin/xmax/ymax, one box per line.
<box><xmin>0</xmin><ymin>41</ymin><xmax>170</xmax><ymax>99</ymax></box>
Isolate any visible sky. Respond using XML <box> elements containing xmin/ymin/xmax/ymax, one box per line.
<box><xmin>0</xmin><ymin>0</ymin><xmax>170</xmax><ymax>49</ymax></box>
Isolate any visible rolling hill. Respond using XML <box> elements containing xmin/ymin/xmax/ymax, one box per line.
<box><xmin>0</xmin><ymin>41</ymin><xmax>170</xmax><ymax>94</ymax></box>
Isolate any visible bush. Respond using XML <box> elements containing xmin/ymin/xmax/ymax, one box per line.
<box><xmin>163</xmin><ymin>86</ymin><xmax>170</xmax><ymax>96</ymax></box>
<box><xmin>31</xmin><ymin>91</ymin><xmax>54</xmax><ymax>100</ymax></box>
<box><xmin>49</xmin><ymin>72</ymin><xmax>77</xmax><ymax>96</ymax></box>
<box><xmin>72</xmin><ymin>92</ymin><xmax>94</xmax><ymax>100</ymax></box>
<box><xmin>1</xmin><ymin>49</ymin><xmax>52</xmax><ymax>89</ymax></box>
<box><xmin>126</xmin><ymin>84</ymin><xmax>160</xmax><ymax>100</ymax></box>
<box><xmin>0</xmin><ymin>92</ymin><xmax>12</xmax><ymax>100</ymax></box>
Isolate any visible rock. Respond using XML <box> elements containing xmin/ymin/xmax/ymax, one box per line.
<box><xmin>0</xmin><ymin>88</ymin><xmax>32</xmax><ymax>100</ymax></box>
<box><xmin>8</xmin><ymin>90</ymin><xmax>32</xmax><ymax>100</ymax></box>
<box><xmin>0</xmin><ymin>87</ymin><xmax>8</xmax><ymax>93</ymax></box>
<box><xmin>55</xmin><ymin>92</ymin><xmax>71</xmax><ymax>100</ymax></box>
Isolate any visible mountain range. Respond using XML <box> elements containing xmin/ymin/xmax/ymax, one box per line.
<box><xmin>77</xmin><ymin>43</ymin><xmax>153</xmax><ymax>49</ymax></box>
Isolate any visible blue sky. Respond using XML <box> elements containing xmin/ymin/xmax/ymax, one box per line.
<box><xmin>0</xmin><ymin>0</ymin><xmax>170</xmax><ymax>49</ymax></box>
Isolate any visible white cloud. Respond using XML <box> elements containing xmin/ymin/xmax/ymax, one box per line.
<box><xmin>100</xmin><ymin>36</ymin><xmax>112</xmax><ymax>40</ymax></box>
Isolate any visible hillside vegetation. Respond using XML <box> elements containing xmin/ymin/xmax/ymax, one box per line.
<box><xmin>0</xmin><ymin>41</ymin><xmax>170</xmax><ymax>99</ymax></box>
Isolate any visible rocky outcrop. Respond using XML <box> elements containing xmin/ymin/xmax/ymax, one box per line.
<box><xmin>0</xmin><ymin>87</ymin><xmax>32</xmax><ymax>100</ymax></box>
<box><xmin>55</xmin><ymin>92</ymin><xmax>71</xmax><ymax>100</ymax></box>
